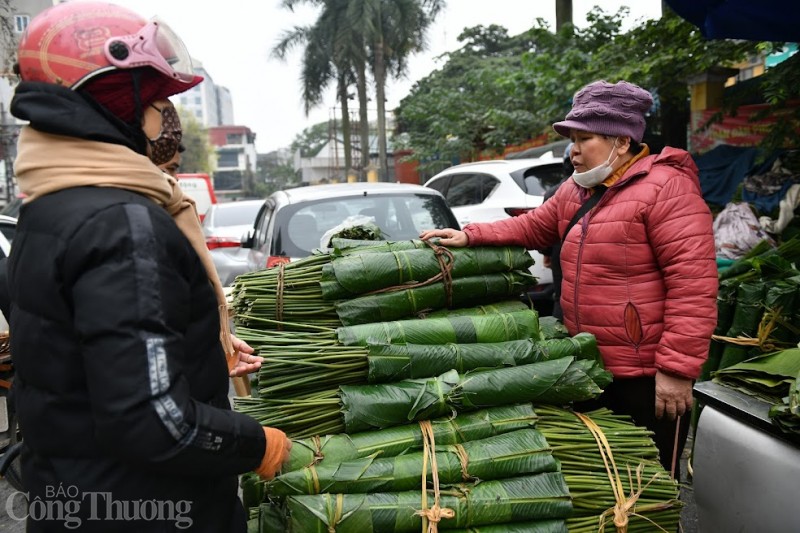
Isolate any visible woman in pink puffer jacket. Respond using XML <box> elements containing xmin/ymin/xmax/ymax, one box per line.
<box><xmin>421</xmin><ymin>80</ymin><xmax>718</xmax><ymax>479</ymax></box>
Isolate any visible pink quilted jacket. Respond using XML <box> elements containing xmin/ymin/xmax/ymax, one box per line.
<box><xmin>464</xmin><ymin>148</ymin><xmax>718</xmax><ymax>379</ymax></box>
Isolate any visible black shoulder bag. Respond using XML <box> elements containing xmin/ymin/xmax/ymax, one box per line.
<box><xmin>561</xmin><ymin>186</ymin><xmax>607</xmax><ymax>243</ymax></box>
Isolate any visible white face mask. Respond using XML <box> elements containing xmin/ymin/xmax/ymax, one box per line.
<box><xmin>572</xmin><ymin>138</ymin><xmax>619</xmax><ymax>188</ymax></box>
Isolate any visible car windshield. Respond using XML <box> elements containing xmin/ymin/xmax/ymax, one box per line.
<box><xmin>212</xmin><ymin>203</ymin><xmax>262</xmax><ymax>227</ymax></box>
<box><xmin>272</xmin><ymin>193</ymin><xmax>458</xmax><ymax>257</ymax></box>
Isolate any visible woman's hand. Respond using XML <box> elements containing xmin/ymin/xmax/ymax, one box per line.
<box><xmin>419</xmin><ymin>228</ymin><xmax>469</xmax><ymax>247</ymax></box>
<box><xmin>655</xmin><ymin>370</ymin><xmax>693</xmax><ymax>420</ymax></box>
<box><xmin>228</xmin><ymin>334</ymin><xmax>263</xmax><ymax>377</ymax></box>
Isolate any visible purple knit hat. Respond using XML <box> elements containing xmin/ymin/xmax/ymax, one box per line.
<box><xmin>552</xmin><ymin>80</ymin><xmax>653</xmax><ymax>142</ymax></box>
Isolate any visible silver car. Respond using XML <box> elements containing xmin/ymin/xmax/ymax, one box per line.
<box><xmin>202</xmin><ymin>200</ymin><xmax>263</xmax><ymax>286</ymax></box>
<box><xmin>242</xmin><ymin>182</ymin><xmax>460</xmax><ymax>271</ymax></box>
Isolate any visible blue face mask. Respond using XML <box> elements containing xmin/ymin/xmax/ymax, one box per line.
<box><xmin>572</xmin><ymin>138</ymin><xmax>619</xmax><ymax>188</ymax></box>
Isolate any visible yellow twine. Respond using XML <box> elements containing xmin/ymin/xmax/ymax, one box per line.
<box><xmin>310</xmin><ymin>464</ymin><xmax>321</xmax><ymax>495</ymax></box>
<box><xmin>575</xmin><ymin>412</ymin><xmax>671</xmax><ymax>533</ymax></box>
<box><xmin>326</xmin><ymin>493</ymin><xmax>344</xmax><ymax>533</ymax></box>
<box><xmin>453</xmin><ymin>444</ymin><xmax>470</xmax><ymax>481</ymax></box>
<box><xmin>415</xmin><ymin>420</ymin><xmax>455</xmax><ymax>533</ymax></box>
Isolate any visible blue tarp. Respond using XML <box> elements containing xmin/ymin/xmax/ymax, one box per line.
<box><xmin>665</xmin><ymin>0</ymin><xmax>800</xmax><ymax>42</ymax></box>
<box><xmin>695</xmin><ymin>145</ymin><xmax>759</xmax><ymax>207</ymax></box>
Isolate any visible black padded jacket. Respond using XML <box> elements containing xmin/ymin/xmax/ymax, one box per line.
<box><xmin>8</xmin><ymin>82</ymin><xmax>266</xmax><ymax>532</ymax></box>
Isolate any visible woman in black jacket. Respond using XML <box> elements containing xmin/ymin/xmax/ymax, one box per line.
<box><xmin>8</xmin><ymin>3</ymin><xmax>289</xmax><ymax>531</ymax></box>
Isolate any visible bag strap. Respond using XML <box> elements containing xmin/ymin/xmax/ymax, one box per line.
<box><xmin>561</xmin><ymin>186</ymin><xmax>607</xmax><ymax>244</ymax></box>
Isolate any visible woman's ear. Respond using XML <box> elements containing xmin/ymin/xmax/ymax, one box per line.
<box><xmin>616</xmin><ymin>136</ymin><xmax>631</xmax><ymax>154</ymax></box>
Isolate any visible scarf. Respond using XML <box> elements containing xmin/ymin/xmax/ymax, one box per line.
<box><xmin>14</xmin><ymin>126</ymin><xmax>236</xmax><ymax>369</ymax></box>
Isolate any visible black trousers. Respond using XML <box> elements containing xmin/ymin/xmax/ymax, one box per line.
<box><xmin>574</xmin><ymin>376</ymin><xmax>692</xmax><ymax>481</ymax></box>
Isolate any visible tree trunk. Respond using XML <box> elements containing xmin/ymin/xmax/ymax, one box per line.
<box><xmin>374</xmin><ymin>37</ymin><xmax>388</xmax><ymax>182</ymax></box>
<box><xmin>356</xmin><ymin>61</ymin><xmax>370</xmax><ymax>181</ymax></box>
<box><xmin>555</xmin><ymin>0</ymin><xmax>573</xmax><ymax>30</ymax></box>
<box><xmin>337</xmin><ymin>73</ymin><xmax>353</xmax><ymax>177</ymax></box>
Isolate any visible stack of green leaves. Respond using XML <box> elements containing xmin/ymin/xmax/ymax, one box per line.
<box><xmin>714</xmin><ymin>348</ymin><xmax>800</xmax><ymax>404</ymax></box>
<box><xmin>284</xmin><ymin>404</ymin><xmax>539</xmax><ymax>472</ymax></box>
<box><xmin>284</xmin><ymin>473</ymin><xmax>572</xmax><ymax>532</ymax></box>
<box><xmin>268</xmin><ymin>429</ymin><xmax>557</xmax><ymax>496</ymax></box>
<box><xmin>770</xmin><ymin>368</ymin><xmax>800</xmax><ymax>435</ymax></box>
<box><xmin>335</xmin><ymin>271</ymin><xmax>537</xmax><ymax>325</ymax></box>
<box><xmin>246</xmin><ymin>406</ymin><xmax>679</xmax><ymax>533</ymax></box>
<box><xmin>337</xmin><ymin>309</ymin><xmax>542</xmax><ymax>346</ymax></box>
<box><xmin>365</xmin><ymin>334</ymin><xmax>600</xmax><ymax>383</ymax></box>
<box><xmin>235</xmin><ymin>308</ymin><xmax>564</xmax><ymax>438</ymax></box>
<box><xmin>319</xmin><ymin>245</ymin><xmax>534</xmax><ymax>300</ymax></box>
<box><xmin>341</xmin><ymin>358</ymin><xmax>611</xmax><ymax>433</ymax></box>
<box><xmin>231</xmin><ymin>239</ymin><xmax>452</xmax><ymax>335</ymax></box>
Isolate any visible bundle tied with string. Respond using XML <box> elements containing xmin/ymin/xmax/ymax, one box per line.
<box><xmin>572</xmin><ymin>412</ymin><xmax>677</xmax><ymax>533</ymax></box>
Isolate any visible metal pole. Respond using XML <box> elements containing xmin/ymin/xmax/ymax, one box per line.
<box><xmin>0</xmin><ymin>103</ymin><xmax>15</xmax><ymax>204</ymax></box>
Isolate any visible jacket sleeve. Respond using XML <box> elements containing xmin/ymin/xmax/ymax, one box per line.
<box><xmin>646</xmin><ymin>171</ymin><xmax>719</xmax><ymax>379</ymax></box>
<box><xmin>463</xmin><ymin>187</ymin><xmax>562</xmax><ymax>251</ymax></box>
<box><xmin>63</xmin><ymin>203</ymin><xmax>266</xmax><ymax>478</ymax></box>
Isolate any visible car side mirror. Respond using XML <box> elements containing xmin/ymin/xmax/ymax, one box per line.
<box><xmin>240</xmin><ymin>231</ymin><xmax>254</xmax><ymax>249</ymax></box>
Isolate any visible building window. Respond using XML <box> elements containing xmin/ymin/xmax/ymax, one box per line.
<box><xmin>14</xmin><ymin>15</ymin><xmax>29</xmax><ymax>33</ymax></box>
<box><xmin>226</xmin><ymin>133</ymin><xmax>242</xmax><ymax>145</ymax></box>
<box><xmin>195</xmin><ymin>96</ymin><xmax>201</xmax><ymax>105</ymax></box>
<box><xmin>218</xmin><ymin>151</ymin><xmax>239</xmax><ymax>167</ymax></box>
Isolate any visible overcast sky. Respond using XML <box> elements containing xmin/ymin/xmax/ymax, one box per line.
<box><xmin>104</xmin><ymin>1</ymin><xmax>663</xmax><ymax>152</ymax></box>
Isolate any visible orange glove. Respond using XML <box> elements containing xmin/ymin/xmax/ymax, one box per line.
<box><xmin>254</xmin><ymin>427</ymin><xmax>292</xmax><ymax>480</ymax></box>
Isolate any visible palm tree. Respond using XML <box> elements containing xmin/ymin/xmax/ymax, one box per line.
<box><xmin>555</xmin><ymin>0</ymin><xmax>573</xmax><ymax>30</ymax></box>
<box><xmin>274</xmin><ymin>0</ymin><xmax>362</xmax><ymax>178</ymax></box>
<box><xmin>349</xmin><ymin>0</ymin><xmax>446</xmax><ymax>181</ymax></box>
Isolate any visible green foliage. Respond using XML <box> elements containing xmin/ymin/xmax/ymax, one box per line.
<box><xmin>176</xmin><ymin>108</ymin><xmax>213</xmax><ymax>174</ymax></box>
<box><xmin>290</xmin><ymin>121</ymin><xmax>335</xmax><ymax>158</ymax></box>
<box><xmin>256</xmin><ymin>151</ymin><xmax>300</xmax><ymax>196</ymax></box>
<box><xmin>395</xmin><ymin>6</ymin><xmax>769</xmax><ymax>164</ymax></box>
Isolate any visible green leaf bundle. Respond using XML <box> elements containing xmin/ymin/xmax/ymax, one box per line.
<box><xmin>269</xmin><ymin>429</ymin><xmax>557</xmax><ymax>496</ymax></box>
<box><xmin>366</xmin><ymin>333</ymin><xmax>600</xmax><ymax>383</ymax></box>
<box><xmin>341</xmin><ymin>358</ymin><xmax>611</xmax><ymax>433</ymax></box>
<box><xmin>446</xmin><ymin>522</ymin><xmax>567</xmax><ymax>533</ymax></box>
<box><xmin>714</xmin><ymin>348</ymin><xmax>800</xmax><ymax>404</ymax></box>
<box><xmin>285</xmin><ymin>473</ymin><xmax>572</xmax><ymax>532</ymax></box>
<box><xmin>284</xmin><ymin>404</ymin><xmax>539</xmax><ymax>472</ymax></box>
<box><xmin>320</xmin><ymin>245</ymin><xmax>534</xmax><ymax>300</ymax></box>
<box><xmin>423</xmin><ymin>300</ymin><xmax>530</xmax><ymax>318</ymax></box>
<box><xmin>770</xmin><ymin>368</ymin><xmax>800</xmax><ymax>435</ymax></box>
<box><xmin>337</xmin><ymin>309</ymin><xmax>541</xmax><ymax>346</ymax></box>
<box><xmin>718</xmin><ymin>281</ymin><xmax>766</xmax><ymax>369</ymax></box>
<box><xmin>335</xmin><ymin>271</ymin><xmax>536</xmax><ymax>325</ymax></box>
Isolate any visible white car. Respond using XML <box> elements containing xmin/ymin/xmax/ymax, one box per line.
<box><xmin>243</xmin><ymin>182</ymin><xmax>459</xmax><ymax>271</ymax></box>
<box><xmin>424</xmin><ymin>157</ymin><xmax>568</xmax><ymax>310</ymax></box>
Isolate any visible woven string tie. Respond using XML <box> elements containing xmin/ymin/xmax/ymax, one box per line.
<box><xmin>574</xmin><ymin>412</ymin><xmax>670</xmax><ymax>533</ymax></box>
<box><xmin>415</xmin><ymin>420</ymin><xmax>455</xmax><ymax>533</ymax></box>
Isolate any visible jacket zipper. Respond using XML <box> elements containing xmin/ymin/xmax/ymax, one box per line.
<box><xmin>573</xmin><ymin>188</ymin><xmax>613</xmax><ymax>331</ymax></box>
<box><xmin>573</xmin><ymin>223</ymin><xmax>588</xmax><ymax>330</ymax></box>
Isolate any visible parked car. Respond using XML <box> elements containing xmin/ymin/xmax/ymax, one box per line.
<box><xmin>424</xmin><ymin>156</ymin><xmax>567</xmax><ymax>312</ymax></box>
<box><xmin>202</xmin><ymin>200</ymin><xmax>263</xmax><ymax>286</ymax></box>
<box><xmin>243</xmin><ymin>182</ymin><xmax>459</xmax><ymax>271</ymax></box>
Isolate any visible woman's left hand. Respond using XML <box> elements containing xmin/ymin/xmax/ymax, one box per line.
<box><xmin>655</xmin><ymin>370</ymin><xmax>693</xmax><ymax>420</ymax></box>
<box><xmin>228</xmin><ymin>334</ymin><xmax>263</xmax><ymax>377</ymax></box>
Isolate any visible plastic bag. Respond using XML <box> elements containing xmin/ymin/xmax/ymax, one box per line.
<box><xmin>713</xmin><ymin>202</ymin><xmax>775</xmax><ymax>260</ymax></box>
<box><xmin>319</xmin><ymin>215</ymin><xmax>380</xmax><ymax>249</ymax></box>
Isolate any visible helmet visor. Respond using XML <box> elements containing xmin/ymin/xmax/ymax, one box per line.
<box><xmin>152</xmin><ymin>18</ymin><xmax>195</xmax><ymax>83</ymax></box>
<box><xmin>105</xmin><ymin>19</ymin><xmax>196</xmax><ymax>84</ymax></box>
